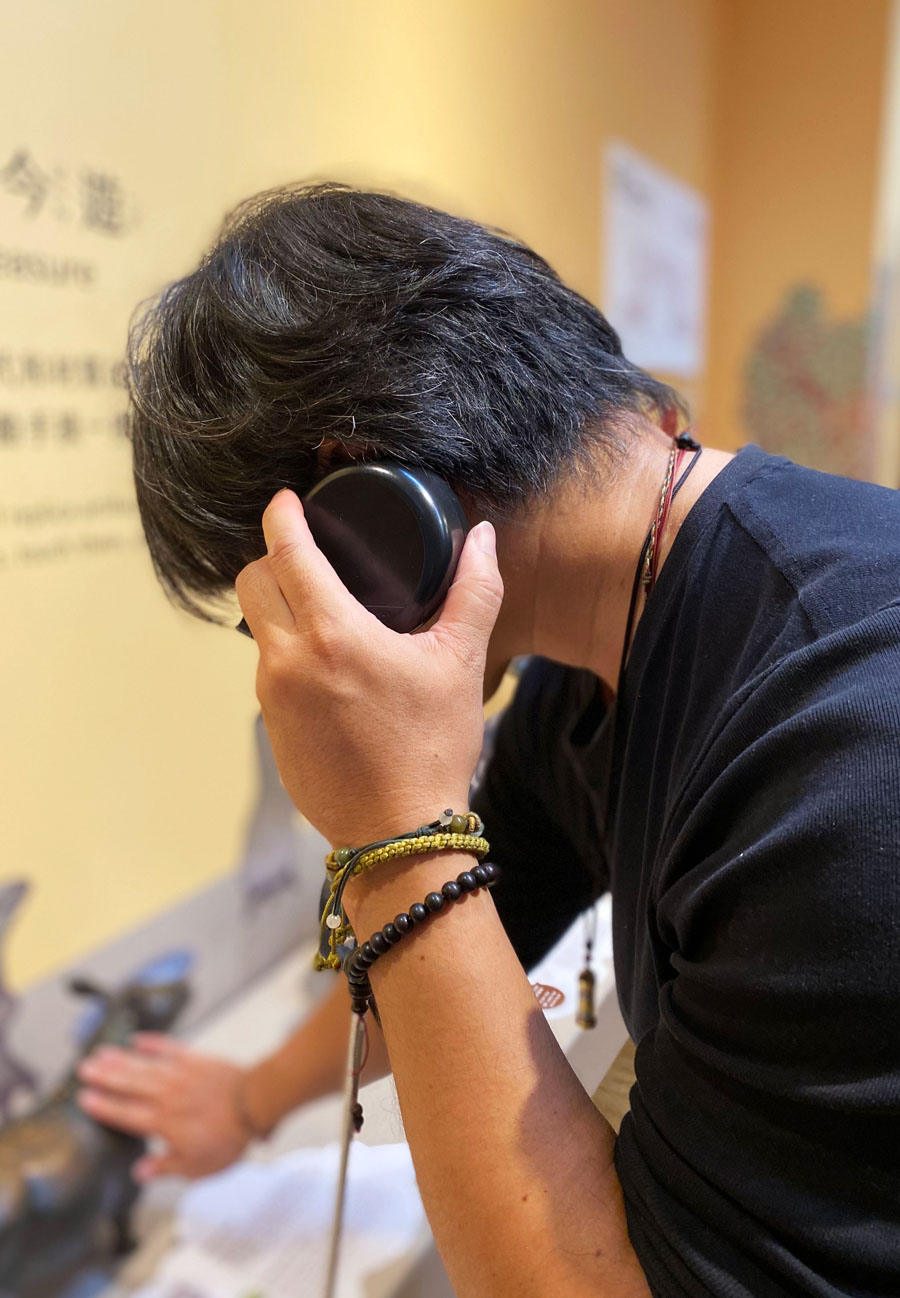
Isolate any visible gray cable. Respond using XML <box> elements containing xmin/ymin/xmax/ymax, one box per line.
<box><xmin>323</xmin><ymin>1011</ymin><xmax>366</xmax><ymax>1298</ymax></box>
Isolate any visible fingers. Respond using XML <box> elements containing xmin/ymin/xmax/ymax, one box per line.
<box><xmin>235</xmin><ymin>556</ymin><xmax>295</xmax><ymax>645</ymax></box>
<box><xmin>260</xmin><ymin>489</ymin><xmax>357</xmax><ymax>624</ymax></box>
<box><xmin>130</xmin><ymin>1032</ymin><xmax>186</xmax><ymax>1058</ymax></box>
<box><xmin>77</xmin><ymin>1088</ymin><xmax>156</xmax><ymax>1135</ymax></box>
<box><xmin>77</xmin><ymin>1046</ymin><xmax>172</xmax><ymax>1101</ymax></box>
<box><xmin>431</xmin><ymin>522</ymin><xmax>503</xmax><ymax>662</ymax></box>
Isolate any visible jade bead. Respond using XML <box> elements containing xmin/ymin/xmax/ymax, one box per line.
<box><xmin>334</xmin><ymin>847</ymin><xmax>354</xmax><ymax>868</ymax></box>
<box><xmin>449</xmin><ymin>813</ymin><xmax>468</xmax><ymax>835</ymax></box>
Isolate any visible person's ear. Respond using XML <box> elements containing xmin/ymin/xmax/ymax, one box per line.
<box><xmin>315</xmin><ymin>438</ymin><xmax>367</xmax><ymax>474</ymax></box>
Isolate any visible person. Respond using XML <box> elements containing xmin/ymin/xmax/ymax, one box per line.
<box><xmin>78</xmin><ymin>184</ymin><xmax>900</xmax><ymax>1297</ymax></box>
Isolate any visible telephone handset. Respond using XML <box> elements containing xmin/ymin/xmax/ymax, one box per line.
<box><xmin>236</xmin><ymin>463</ymin><xmax>468</xmax><ymax>637</ymax></box>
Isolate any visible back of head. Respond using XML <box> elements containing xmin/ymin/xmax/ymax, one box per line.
<box><xmin>128</xmin><ymin>182</ymin><xmax>682</xmax><ymax>620</ymax></box>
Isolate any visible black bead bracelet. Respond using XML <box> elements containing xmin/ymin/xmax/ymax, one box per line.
<box><xmin>343</xmin><ymin>862</ymin><xmax>500</xmax><ymax>1015</ymax></box>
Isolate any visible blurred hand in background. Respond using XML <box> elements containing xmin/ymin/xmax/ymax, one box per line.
<box><xmin>77</xmin><ymin>1032</ymin><xmax>251</xmax><ymax>1180</ymax></box>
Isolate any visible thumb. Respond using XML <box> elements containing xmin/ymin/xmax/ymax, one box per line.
<box><xmin>433</xmin><ymin>522</ymin><xmax>503</xmax><ymax>660</ymax></box>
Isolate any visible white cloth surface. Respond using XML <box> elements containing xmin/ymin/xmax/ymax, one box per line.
<box><xmin>132</xmin><ymin>1141</ymin><xmax>424</xmax><ymax>1298</ymax></box>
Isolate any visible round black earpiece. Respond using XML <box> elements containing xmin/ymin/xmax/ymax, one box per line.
<box><xmin>303</xmin><ymin>464</ymin><xmax>468</xmax><ymax>633</ymax></box>
<box><xmin>237</xmin><ymin>464</ymin><xmax>468</xmax><ymax>636</ymax></box>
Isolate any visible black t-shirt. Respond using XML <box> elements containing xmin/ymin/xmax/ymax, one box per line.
<box><xmin>472</xmin><ymin>445</ymin><xmax>900</xmax><ymax>1298</ymax></box>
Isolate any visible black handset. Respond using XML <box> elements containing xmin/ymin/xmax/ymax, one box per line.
<box><xmin>236</xmin><ymin>463</ymin><xmax>468</xmax><ymax>636</ymax></box>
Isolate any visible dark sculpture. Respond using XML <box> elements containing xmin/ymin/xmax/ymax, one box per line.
<box><xmin>0</xmin><ymin>955</ymin><xmax>191</xmax><ymax>1298</ymax></box>
<box><xmin>0</xmin><ymin>882</ymin><xmax>38</xmax><ymax>1122</ymax></box>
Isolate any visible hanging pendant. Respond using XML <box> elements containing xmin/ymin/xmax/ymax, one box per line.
<box><xmin>577</xmin><ymin>903</ymin><xmax>598</xmax><ymax>1030</ymax></box>
<box><xmin>576</xmin><ymin>966</ymin><xmax>596</xmax><ymax>1030</ymax></box>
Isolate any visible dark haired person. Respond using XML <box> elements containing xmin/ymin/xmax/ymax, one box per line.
<box><xmin>79</xmin><ymin>185</ymin><xmax>900</xmax><ymax>1297</ymax></box>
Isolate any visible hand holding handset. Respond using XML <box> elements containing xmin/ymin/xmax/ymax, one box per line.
<box><xmin>236</xmin><ymin>463</ymin><xmax>468</xmax><ymax>637</ymax></box>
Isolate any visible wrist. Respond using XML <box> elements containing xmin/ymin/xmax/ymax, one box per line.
<box><xmin>330</xmin><ymin>793</ymin><xmax>473</xmax><ymax>853</ymax></box>
<box><xmin>234</xmin><ymin>1061</ymin><xmax>280</xmax><ymax>1140</ymax></box>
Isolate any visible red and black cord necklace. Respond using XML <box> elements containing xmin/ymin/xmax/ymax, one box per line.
<box><xmin>620</xmin><ymin>431</ymin><xmax>703</xmax><ymax>675</ymax></box>
<box><xmin>577</xmin><ymin>431</ymin><xmax>703</xmax><ymax>1032</ymax></box>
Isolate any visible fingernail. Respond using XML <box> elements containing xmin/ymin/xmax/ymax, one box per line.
<box><xmin>474</xmin><ymin>521</ymin><xmax>496</xmax><ymax>556</ymax></box>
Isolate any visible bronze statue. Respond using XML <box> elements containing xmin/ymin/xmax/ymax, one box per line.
<box><xmin>0</xmin><ymin>882</ymin><xmax>38</xmax><ymax>1123</ymax></box>
<box><xmin>0</xmin><ymin>957</ymin><xmax>191</xmax><ymax>1297</ymax></box>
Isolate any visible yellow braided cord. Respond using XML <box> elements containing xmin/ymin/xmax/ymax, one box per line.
<box><xmin>314</xmin><ymin>833</ymin><xmax>490</xmax><ymax>970</ymax></box>
<box><xmin>324</xmin><ymin>813</ymin><xmax>484</xmax><ymax>872</ymax></box>
<box><xmin>351</xmin><ymin>833</ymin><xmax>489</xmax><ymax>877</ymax></box>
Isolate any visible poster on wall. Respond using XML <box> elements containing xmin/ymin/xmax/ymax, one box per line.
<box><xmin>603</xmin><ymin>140</ymin><xmax>709</xmax><ymax>378</ymax></box>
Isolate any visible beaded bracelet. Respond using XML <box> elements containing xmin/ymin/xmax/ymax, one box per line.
<box><xmin>343</xmin><ymin>861</ymin><xmax>500</xmax><ymax>1017</ymax></box>
<box><xmin>315</xmin><ymin>810</ymin><xmax>490</xmax><ymax>970</ymax></box>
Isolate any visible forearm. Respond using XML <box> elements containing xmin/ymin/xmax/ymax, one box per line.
<box><xmin>345</xmin><ymin>853</ymin><xmax>651</xmax><ymax>1298</ymax></box>
<box><xmin>240</xmin><ymin>976</ymin><xmax>391</xmax><ymax>1134</ymax></box>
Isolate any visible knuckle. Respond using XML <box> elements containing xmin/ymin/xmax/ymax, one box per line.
<box><xmin>255</xmin><ymin>663</ymin><xmax>278</xmax><ymax>710</ymax></box>
<box><xmin>234</xmin><ymin>560</ymin><xmax>270</xmax><ymax>623</ymax></box>
<box><xmin>266</xmin><ymin>536</ymin><xmax>302</xmax><ymax>576</ymax></box>
<box><xmin>257</xmin><ymin>647</ymin><xmax>293</xmax><ymax>691</ymax></box>
<box><xmin>481</xmin><ymin>560</ymin><xmax>505</xmax><ymax>596</ymax></box>
<box><xmin>234</xmin><ymin>558</ymin><xmax>262</xmax><ymax>597</ymax></box>
<box><xmin>256</xmin><ymin>654</ymin><xmax>303</xmax><ymax>713</ymax></box>
<box><xmin>306</xmin><ymin>614</ymin><xmax>345</xmax><ymax>664</ymax></box>
<box><xmin>470</xmin><ymin>569</ymin><xmax>504</xmax><ymax>611</ymax></box>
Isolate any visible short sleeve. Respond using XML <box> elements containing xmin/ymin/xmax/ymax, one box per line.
<box><xmin>471</xmin><ymin>657</ymin><xmax>608</xmax><ymax>971</ymax></box>
<box><xmin>616</xmin><ymin>612</ymin><xmax>900</xmax><ymax>1297</ymax></box>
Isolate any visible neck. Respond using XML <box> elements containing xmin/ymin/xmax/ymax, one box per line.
<box><xmin>487</xmin><ymin>428</ymin><xmax>734</xmax><ymax>692</ymax></box>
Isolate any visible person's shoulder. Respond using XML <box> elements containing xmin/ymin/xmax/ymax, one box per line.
<box><xmin>713</xmin><ymin>600</ymin><xmax>900</xmax><ymax>841</ymax></box>
<box><xmin>721</xmin><ymin>447</ymin><xmax>900</xmax><ymax>632</ymax></box>
<box><xmin>750</xmin><ymin>596</ymin><xmax>900</xmax><ymax>716</ymax></box>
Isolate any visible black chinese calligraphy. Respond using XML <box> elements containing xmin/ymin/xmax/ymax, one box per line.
<box><xmin>0</xmin><ymin>147</ymin><xmax>137</xmax><ymax>236</ymax></box>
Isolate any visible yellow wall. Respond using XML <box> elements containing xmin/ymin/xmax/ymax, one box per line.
<box><xmin>706</xmin><ymin>0</ymin><xmax>891</xmax><ymax>451</ymax></box>
<box><xmin>221</xmin><ymin>0</ymin><xmax>718</xmax><ymax>410</ymax></box>
<box><xmin>0</xmin><ymin>1</ymin><xmax>260</xmax><ymax>990</ymax></box>
<box><xmin>2</xmin><ymin>0</ymin><xmax>719</xmax><ymax>987</ymax></box>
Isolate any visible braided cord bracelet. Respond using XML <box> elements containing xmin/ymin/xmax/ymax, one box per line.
<box><xmin>315</xmin><ymin>810</ymin><xmax>489</xmax><ymax>969</ymax></box>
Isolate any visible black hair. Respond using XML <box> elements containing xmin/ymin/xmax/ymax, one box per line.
<box><xmin>128</xmin><ymin>182</ymin><xmax>685</xmax><ymax>620</ymax></box>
